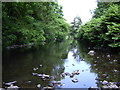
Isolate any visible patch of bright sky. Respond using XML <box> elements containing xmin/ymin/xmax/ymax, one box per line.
<box><xmin>58</xmin><ymin>0</ymin><xmax>98</xmax><ymax>24</ymax></box>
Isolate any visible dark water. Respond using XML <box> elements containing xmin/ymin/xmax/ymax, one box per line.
<box><xmin>2</xmin><ymin>40</ymin><xmax>120</xmax><ymax>88</ymax></box>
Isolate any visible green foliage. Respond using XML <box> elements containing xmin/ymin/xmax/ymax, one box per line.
<box><xmin>70</xmin><ymin>16</ymin><xmax>82</xmax><ymax>38</ymax></box>
<box><xmin>2</xmin><ymin>2</ymin><xmax>69</xmax><ymax>48</ymax></box>
<box><xmin>77</xmin><ymin>3</ymin><xmax>120</xmax><ymax>51</ymax></box>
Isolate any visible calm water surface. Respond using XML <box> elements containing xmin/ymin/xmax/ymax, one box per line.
<box><xmin>2</xmin><ymin>40</ymin><xmax>120</xmax><ymax>88</ymax></box>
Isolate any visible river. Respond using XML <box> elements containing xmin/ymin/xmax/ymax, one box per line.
<box><xmin>2</xmin><ymin>40</ymin><xmax>120</xmax><ymax>89</ymax></box>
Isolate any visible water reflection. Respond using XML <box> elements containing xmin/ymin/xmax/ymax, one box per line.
<box><xmin>77</xmin><ymin>41</ymin><xmax>120</xmax><ymax>88</ymax></box>
<box><xmin>2</xmin><ymin>40</ymin><xmax>120</xmax><ymax>88</ymax></box>
<box><xmin>3</xmin><ymin>40</ymin><xmax>72</xmax><ymax>88</ymax></box>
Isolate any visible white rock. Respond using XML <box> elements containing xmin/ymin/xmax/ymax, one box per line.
<box><xmin>37</xmin><ymin>84</ymin><xmax>41</xmax><ymax>88</ymax></box>
<box><xmin>40</xmin><ymin>64</ymin><xmax>42</xmax><ymax>67</ymax></box>
<box><xmin>7</xmin><ymin>84</ymin><xmax>19</xmax><ymax>90</ymax></box>
<box><xmin>72</xmin><ymin>78</ymin><xmax>78</xmax><ymax>83</ymax></box>
<box><xmin>4</xmin><ymin>81</ymin><xmax>17</xmax><ymax>86</ymax></box>
<box><xmin>102</xmin><ymin>80</ymin><xmax>108</xmax><ymax>85</ymax></box>
<box><xmin>102</xmin><ymin>85</ymin><xmax>108</xmax><ymax>88</ymax></box>
<box><xmin>88</xmin><ymin>50</ymin><xmax>95</xmax><ymax>55</ymax></box>
<box><xmin>107</xmin><ymin>55</ymin><xmax>110</xmax><ymax>57</ymax></box>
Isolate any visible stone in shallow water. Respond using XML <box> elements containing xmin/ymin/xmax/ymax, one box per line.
<box><xmin>102</xmin><ymin>80</ymin><xmax>108</xmax><ymax>85</ymax></box>
<box><xmin>72</xmin><ymin>78</ymin><xmax>78</xmax><ymax>83</ymax></box>
<box><xmin>7</xmin><ymin>84</ymin><xmax>19</xmax><ymax>89</ymax></box>
<box><xmin>102</xmin><ymin>85</ymin><xmax>108</xmax><ymax>88</ymax></box>
<box><xmin>32</xmin><ymin>73</ymin><xmax>38</xmax><ymax>76</ymax></box>
<box><xmin>4</xmin><ymin>81</ymin><xmax>17</xmax><ymax>86</ymax></box>
<box><xmin>26</xmin><ymin>80</ymin><xmax>32</xmax><ymax>83</ymax></box>
<box><xmin>107</xmin><ymin>54</ymin><xmax>110</xmax><ymax>58</ymax></box>
<box><xmin>113</xmin><ymin>60</ymin><xmax>117</xmax><ymax>62</ymax></box>
<box><xmin>40</xmin><ymin>64</ymin><xmax>42</xmax><ymax>67</ymax></box>
<box><xmin>88</xmin><ymin>50</ymin><xmax>95</xmax><ymax>56</ymax></box>
<box><xmin>72</xmin><ymin>64</ymin><xmax>75</xmax><ymax>66</ymax></box>
<box><xmin>70</xmin><ymin>74</ymin><xmax>74</xmax><ymax>78</ymax></box>
<box><xmin>64</xmin><ymin>72</ymin><xmax>70</xmax><ymax>76</ymax></box>
<box><xmin>37</xmin><ymin>84</ymin><xmax>41</xmax><ymax>88</ymax></box>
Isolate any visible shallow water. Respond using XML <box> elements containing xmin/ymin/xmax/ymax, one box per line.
<box><xmin>2</xmin><ymin>40</ymin><xmax>120</xmax><ymax>88</ymax></box>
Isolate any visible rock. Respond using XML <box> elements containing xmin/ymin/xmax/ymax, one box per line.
<box><xmin>52</xmin><ymin>81</ymin><xmax>61</xmax><ymax>85</ymax></box>
<box><xmin>7</xmin><ymin>84</ymin><xmax>19</xmax><ymax>89</ymax></box>
<box><xmin>37</xmin><ymin>84</ymin><xmax>41</xmax><ymax>88</ymax></box>
<box><xmin>61</xmin><ymin>73</ymin><xmax>65</xmax><ymax>77</ymax></box>
<box><xmin>4</xmin><ymin>81</ymin><xmax>17</xmax><ymax>86</ymax></box>
<box><xmin>70</xmin><ymin>74</ymin><xmax>74</xmax><ymax>78</ymax></box>
<box><xmin>93</xmin><ymin>64</ymin><xmax>97</xmax><ymax>66</ymax></box>
<box><xmin>72</xmin><ymin>64</ymin><xmax>75</xmax><ymax>66</ymax></box>
<box><xmin>102</xmin><ymin>85</ymin><xmax>108</xmax><ymax>88</ymax></box>
<box><xmin>72</xmin><ymin>78</ymin><xmax>78</xmax><ymax>83</ymax></box>
<box><xmin>37</xmin><ymin>74</ymin><xmax>43</xmax><ymax>77</ymax></box>
<box><xmin>81</xmin><ymin>59</ymin><xmax>85</xmax><ymax>61</ymax></box>
<box><xmin>102</xmin><ymin>74</ymin><xmax>107</xmax><ymax>77</ymax></box>
<box><xmin>32</xmin><ymin>73</ymin><xmax>38</xmax><ymax>76</ymax></box>
<box><xmin>43</xmin><ymin>75</ymin><xmax>50</xmax><ymax>78</ymax></box>
<box><xmin>95</xmin><ymin>77</ymin><xmax>100</xmax><ymax>80</ymax></box>
<box><xmin>102</xmin><ymin>80</ymin><xmax>108</xmax><ymax>85</ymax></box>
<box><xmin>64</xmin><ymin>72</ymin><xmax>70</xmax><ymax>76</ymax></box>
<box><xmin>0</xmin><ymin>88</ymin><xmax>5</xmax><ymax>90</ymax></box>
<box><xmin>26</xmin><ymin>80</ymin><xmax>32</xmax><ymax>83</ymax></box>
<box><xmin>40</xmin><ymin>64</ymin><xmax>42</xmax><ymax>67</ymax></box>
<box><xmin>113</xmin><ymin>60</ymin><xmax>117</xmax><ymax>62</ymax></box>
<box><xmin>88</xmin><ymin>50</ymin><xmax>95</xmax><ymax>56</ymax></box>
<box><xmin>113</xmin><ymin>69</ymin><xmax>118</xmax><ymax>72</ymax></box>
<box><xmin>42</xmin><ymin>86</ymin><xmax>53</xmax><ymax>90</ymax></box>
<box><xmin>107</xmin><ymin>55</ymin><xmax>110</xmax><ymax>58</ymax></box>
<box><xmin>82</xmin><ymin>70</ymin><xmax>84</xmax><ymax>72</ymax></box>
<box><xmin>73</xmin><ymin>70</ymin><xmax>80</xmax><ymax>75</ymax></box>
<box><xmin>97</xmin><ymin>57</ymin><xmax>99</xmax><ymax>59</ymax></box>
<box><xmin>108</xmin><ymin>84</ymin><xmax>118</xmax><ymax>88</ymax></box>
<box><xmin>33</xmin><ymin>68</ymin><xmax>38</xmax><ymax>71</ymax></box>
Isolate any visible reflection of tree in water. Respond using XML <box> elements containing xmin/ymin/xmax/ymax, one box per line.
<box><xmin>3</xmin><ymin>40</ymin><xmax>72</xmax><ymax>88</ymax></box>
<box><xmin>90</xmin><ymin>52</ymin><xmax>120</xmax><ymax>87</ymax></box>
<box><xmin>77</xmin><ymin>41</ymin><xmax>120</xmax><ymax>88</ymax></box>
<box><xmin>69</xmin><ymin>40</ymin><xmax>81</xmax><ymax>62</ymax></box>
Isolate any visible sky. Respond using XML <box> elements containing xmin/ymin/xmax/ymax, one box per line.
<box><xmin>58</xmin><ymin>0</ymin><xmax>98</xmax><ymax>24</ymax></box>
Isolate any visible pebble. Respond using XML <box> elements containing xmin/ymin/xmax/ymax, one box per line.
<box><xmin>26</xmin><ymin>80</ymin><xmax>31</xmax><ymax>83</ymax></box>
<box><xmin>72</xmin><ymin>64</ymin><xmax>75</xmax><ymax>66</ymax></box>
<box><xmin>64</xmin><ymin>72</ymin><xmax>70</xmax><ymax>76</ymax></box>
<box><xmin>70</xmin><ymin>74</ymin><xmax>74</xmax><ymax>78</ymax></box>
<box><xmin>33</xmin><ymin>68</ymin><xmax>38</xmax><ymax>71</ymax></box>
<box><xmin>72</xmin><ymin>78</ymin><xmax>78</xmax><ymax>83</ymax></box>
<box><xmin>81</xmin><ymin>59</ymin><xmax>85</xmax><ymax>61</ymax></box>
<box><xmin>88</xmin><ymin>50</ymin><xmax>95</xmax><ymax>56</ymax></box>
<box><xmin>37</xmin><ymin>84</ymin><xmax>41</xmax><ymax>88</ymax></box>
<box><xmin>40</xmin><ymin>64</ymin><xmax>42</xmax><ymax>67</ymax></box>
<box><xmin>61</xmin><ymin>73</ymin><xmax>65</xmax><ymax>77</ymax></box>
<box><xmin>107</xmin><ymin>55</ymin><xmax>110</xmax><ymax>57</ymax></box>
<box><xmin>113</xmin><ymin>60</ymin><xmax>117</xmax><ymax>62</ymax></box>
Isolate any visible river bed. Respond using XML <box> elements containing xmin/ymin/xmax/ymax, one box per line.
<box><xmin>2</xmin><ymin>40</ymin><xmax>120</xmax><ymax>89</ymax></box>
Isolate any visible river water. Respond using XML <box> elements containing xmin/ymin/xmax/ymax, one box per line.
<box><xmin>2</xmin><ymin>40</ymin><xmax>120</xmax><ymax>88</ymax></box>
